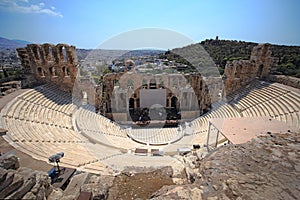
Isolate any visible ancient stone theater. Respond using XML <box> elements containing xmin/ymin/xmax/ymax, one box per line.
<box><xmin>0</xmin><ymin>42</ymin><xmax>298</xmax><ymax>173</ymax></box>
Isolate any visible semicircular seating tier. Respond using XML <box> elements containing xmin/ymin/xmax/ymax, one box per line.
<box><xmin>0</xmin><ymin>80</ymin><xmax>299</xmax><ymax>173</ymax></box>
<box><xmin>190</xmin><ymin>81</ymin><xmax>299</xmax><ymax>145</ymax></box>
<box><xmin>0</xmin><ymin>85</ymin><xmax>122</xmax><ymax>173</ymax></box>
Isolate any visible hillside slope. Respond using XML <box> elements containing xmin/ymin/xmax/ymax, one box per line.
<box><xmin>0</xmin><ymin>37</ymin><xmax>29</xmax><ymax>49</ymax></box>
<box><xmin>161</xmin><ymin>39</ymin><xmax>300</xmax><ymax>77</ymax></box>
<box><xmin>201</xmin><ymin>39</ymin><xmax>300</xmax><ymax>78</ymax></box>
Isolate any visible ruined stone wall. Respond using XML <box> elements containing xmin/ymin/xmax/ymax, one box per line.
<box><xmin>17</xmin><ymin>43</ymin><xmax>78</xmax><ymax>93</ymax></box>
<box><xmin>99</xmin><ymin>71</ymin><xmax>211</xmax><ymax>121</ymax></box>
<box><xmin>0</xmin><ymin>153</ymin><xmax>54</xmax><ymax>199</ymax></box>
<box><xmin>268</xmin><ymin>75</ymin><xmax>300</xmax><ymax>89</ymax></box>
<box><xmin>72</xmin><ymin>77</ymin><xmax>97</xmax><ymax>108</ymax></box>
<box><xmin>153</xmin><ymin>131</ymin><xmax>300</xmax><ymax>199</ymax></box>
<box><xmin>223</xmin><ymin>44</ymin><xmax>276</xmax><ymax>95</ymax></box>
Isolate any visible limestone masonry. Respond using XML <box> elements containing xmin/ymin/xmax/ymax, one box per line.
<box><xmin>223</xmin><ymin>44</ymin><xmax>276</xmax><ymax>94</ymax></box>
<box><xmin>17</xmin><ymin>43</ymin><xmax>277</xmax><ymax>110</ymax></box>
<box><xmin>17</xmin><ymin>44</ymin><xmax>78</xmax><ymax>93</ymax></box>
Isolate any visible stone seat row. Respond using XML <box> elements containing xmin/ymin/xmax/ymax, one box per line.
<box><xmin>36</xmin><ymin>84</ymin><xmax>72</xmax><ymax>102</ymax></box>
<box><xmin>18</xmin><ymin>94</ymin><xmax>74</xmax><ymax>117</ymax></box>
<box><xmin>229</xmin><ymin>80</ymin><xmax>285</xmax><ymax>98</ymax></box>
<box><xmin>128</xmin><ymin>127</ymin><xmax>179</xmax><ymax>145</ymax></box>
<box><xmin>4</xmin><ymin>117</ymin><xmax>85</xmax><ymax>143</ymax></box>
<box><xmin>2</xmin><ymin>120</ymin><xmax>100</xmax><ymax>168</ymax></box>
<box><xmin>228</xmin><ymin>81</ymin><xmax>288</xmax><ymax>110</ymax></box>
<box><xmin>211</xmin><ymin>101</ymin><xmax>241</xmax><ymax>118</ymax></box>
<box><xmin>241</xmin><ymin>106</ymin><xmax>299</xmax><ymax>127</ymax></box>
<box><xmin>1</xmin><ymin>122</ymin><xmax>98</xmax><ymax>168</ymax></box>
<box><xmin>0</xmin><ymin>85</ymin><xmax>124</xmax><ymax>172</ymax></box>
<box><xmin>76</xmin><ymin>107</ymin><xmax>186</xmax><ymax>145</ymax></box>
<box><xmin>192</xmin><ymin>101</ymin><xmax>241</xmax><ymax>134</ymax></box>
<box><xmin>75</xmin><ymin>108</ymin><xmax>151</xmax><ymax>150</ymax></box>
<box><xmin>4</xmin><ymin>97</ymin><xmax>73</xmax><ymax>129</ymax></box>
<box><xmin>20</xmin><ymin>87</ymin><xmax>76</xmax><ymax>115</ymax></box>
<box><xmin>190</xmin><ymin>81</ymin><xmax>300</xmax><ymax>147</ymax></box>
<box><xmin>228</xmin><ymin>80</ymin><xmax>266</xmax><ymax>98</ymax></box>
<box><xmin>76</xmin><ymin>108</ymin><xmax>127</xmax><ymax>138</ymax></box>
<box><xmin>6</xmin><ymin>138</ymin><xmax>98</xmax><ymax>168</ymax></box>
<box><xmin>230</xmin><ymin>84</ymin><xmax>299</xmax><ymax>127</ymax></box>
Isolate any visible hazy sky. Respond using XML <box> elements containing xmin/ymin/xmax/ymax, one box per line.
<box><xmin>0</xmin><ymin>0</ymin><xmax>299</xmax><ymax>49</ymax></box>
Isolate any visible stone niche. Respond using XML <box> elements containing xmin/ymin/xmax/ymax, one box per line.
<box><xmin>17</xmin><ymin>43</ymin><xmax>78</xmax><ymax>93</ymax></box>
<box><xmin>223</xmin><ymin>44</ymin><xmax>276</xmax><ymax>95</ymax></box>
<box><xmin>72</xmin><ymin>77</ymin><xmax>97</xmax><ymax>108</ymax></box>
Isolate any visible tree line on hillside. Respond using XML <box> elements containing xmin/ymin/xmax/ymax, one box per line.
<box><xmin>160</xmin><ymin>39</ymin><xmax>300</xmax><ymax>78</ymax></box>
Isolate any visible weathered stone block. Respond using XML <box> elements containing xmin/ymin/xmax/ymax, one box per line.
<box><xmin>0</xmin><ymin>152</ymin><xmax>20</xmax><ymax>170</ymax></box>
<box><xmin>0</xmin><ymin>171</ymin><xmax>14</xmax><ymax>192</ymax></box>
<box><xmin>0</xmin><ymin>173</ymin><xmax>24</xmax><ymax>199</ymax></box>
<box><xmin>223</xmin><ymin>44</ymin><xmax>276</xmax><ymax>95</ymax></box>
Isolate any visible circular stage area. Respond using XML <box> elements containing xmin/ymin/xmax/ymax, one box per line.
<box><xmin>127</xmin><ymin>127</ymin><xmax>183</xmax><ymax>145</ymax></box>
<box><xmin>74</xmin><ymin>107</ymin><xmax>183</xmax><ymax>146</ymax></box>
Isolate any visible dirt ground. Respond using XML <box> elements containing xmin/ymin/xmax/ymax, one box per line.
<box><xmin>107</xmin><ymin>168</ymin><xmax>174</xmax><ymax>200</ymax></box>
<box><xmin>0</xmin><ymin>137</ymin><xmax>53</xmax><ymax>172</ymax></box>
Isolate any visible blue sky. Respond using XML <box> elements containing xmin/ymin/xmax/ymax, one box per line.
<box><xmin>0</xmin><ymin>0</ymin><xmax>299</xmax><ymax>49</ymax></box>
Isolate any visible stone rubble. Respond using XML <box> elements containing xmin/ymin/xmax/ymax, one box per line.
<box><xmin>152</xmin><ymin>131</ymin><xmax>300</xmax><ymax>199</ymax></box>
<box><xmin>0</xmin><ymin>153</ymin><xmax>53</xmax><ymax>199</ymax></box>
<box><xmin>1</xmin><ymin>132</ymin><xmax>299</xmax><ymax>199</ymax></box>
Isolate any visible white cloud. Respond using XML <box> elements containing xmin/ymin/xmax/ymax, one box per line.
<box><xmin>0</xmin><ymin>0</ymin><xmax>63</xmax><ymax>17</ymax></box>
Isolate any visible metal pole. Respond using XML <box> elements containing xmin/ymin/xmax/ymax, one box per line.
<box><xmin>56</xmin><ymin>160</ymin><xmax>60</xmax><ymax>174</ymax></box>
<box><xmin>215</xmin><ymin>130</ymin><xmax>219</xmax><ymax>149</ymax></box>
<box><xmin>207</xmin><ymin>122</ymin><xmax>211</xmax><ymax>151</ymax></box>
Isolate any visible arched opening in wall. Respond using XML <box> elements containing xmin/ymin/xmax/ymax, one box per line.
<box><xmin>62</xmin><ymin>67</ymin><xmax>70</xmax><ymax>77</ymax></box>
<box><xmin>127</xmin><ymin>85</ymin><xmax>180</xmax><ymax>126</ymax></box>
<box><xmin>142</xmin><ymin>79</ymin><xmax>148</xmax><ymax>89</ymax></box>
<box><xmin>62</xmin><ymin>46</ymin><xmax>68</xmax><ymax>62</ymax></box>
<box><xmin>82</xmin><ymin>91</ymin><xmax>88</xmax><ymax>105</ymax></box>
<box><xmin>106</xmin><ymin>94</ymin><xmax>112</xmax><ymax>113</ymax></box>
<box><xmin>171</xmin><ymin>96</ymin><xmax>178</xmax><ymax>109</ymax></box>
<box><xmin>149</xmin><ymin>79</ymin><xmax>156</xmax><ymax>89</ymax></box>
<box><xmin>257</xmin><ymin>64</ymin><xmax>264</xmax><ymax>78</ymax></box>
<box><xmin>49</xmin><ymin>46</ymin><xmax>53</xmax><ymax>61</ymax></box>
<box><xmin>33</xmin><ymin>46</ymin><xmax>41</xmax><ymax>61</ymax></box>
<box><xmin>66</xmin><ymin>67</ymin><xmax>70</xmax><ymax>76</ymax></box>
<box><xmin>49</xmin><ymin>67</ymin><xmax>58</xmax><ymax>77</ymax></box>
<box><xmin>170</xmin><ymin>96</ymin><xmax>180</xmax><ymax>121</ymax></box>
<box><xmin>37</xmin><ymin>67</ymin><xmax>44</xmax><ymax>77</ymax></box>
<box><xmin>106</xmin><ymin>102</ymin><xmax>109</xmax><ymax>112</ymax></box>
<box><xmin>53</xmin><ymin>67</ymin><xmax>58</xmax><ymax>76</ymax></box>
<box><xmin>166</xmin><ymin>98</ymin><xmax>170</xmax><ymax>108</ymax></box>
<box><xmin>129</xmin><ymin>98</ymin><xmax>135</xmax><ymax>110</ymax></box>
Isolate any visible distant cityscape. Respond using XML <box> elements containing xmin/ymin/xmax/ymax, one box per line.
<box><xmin>1</xmin><ymin>36</ymin><xmax>300</xmax><ymax>85</ymax></box>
